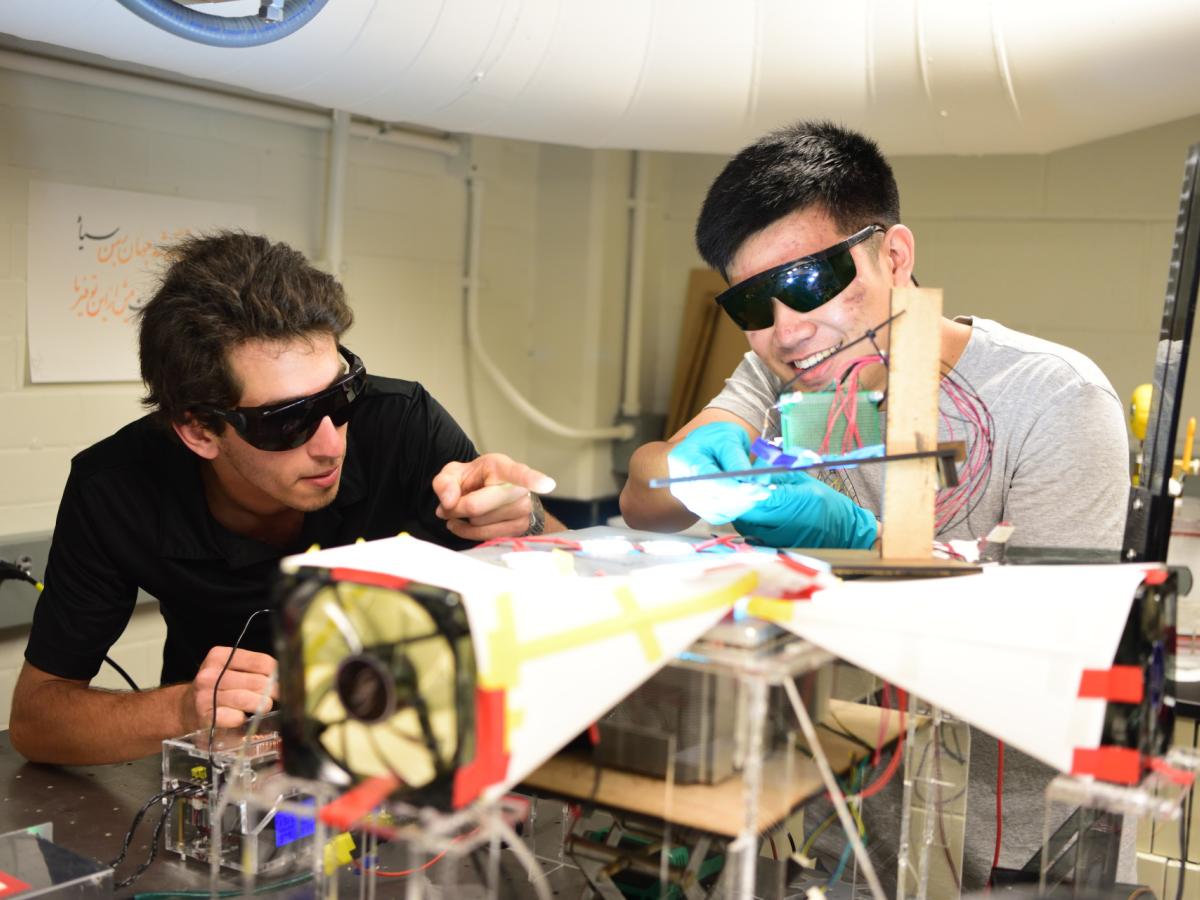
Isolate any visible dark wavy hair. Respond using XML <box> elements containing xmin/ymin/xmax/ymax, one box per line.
<box><xmin>137</xmin><ymin>231</ymin><xmax>353</xmax><ymax>429</ymax></box>
<box><xmin>696</xmin><ymin>120</ymin><xmax>901</xmax><ymax>279</ymax></box>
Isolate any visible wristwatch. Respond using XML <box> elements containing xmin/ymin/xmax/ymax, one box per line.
<box><xmin>526</xmin><ymin>494</ymin><xmax>546</xmax><ymax>536</ymax></box>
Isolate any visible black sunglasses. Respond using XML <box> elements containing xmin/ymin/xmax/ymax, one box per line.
<box><xmin>198</xmin><ymin>345</ymin><xmax>367</xmax><ymax>451</ymax></box>
<box><xmin>715</xmin><ymin>225</ymin><xmax>885</xmax><ymax>331</ymax></box>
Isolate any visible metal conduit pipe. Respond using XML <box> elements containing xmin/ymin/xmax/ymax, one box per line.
<box><xmin>0</xmin><ymin>49</ymin><xmax>461</xmax><ymax>158</ymax></box>
<box><xmin>620</xmin><ymin>150</ymin><xmax>648</xmax><ymax>420</ymax></box>
<box><xmin>315</xmin><ymin>109</ymin><xmax>350</xmax><ymax>276</ymax></box>
<box><xmin>464</xmin><ymin>177</ymin><xmax>635</xmax><ymax>442</ymax></box>
<box><xmin>114</xmin><ymin>0</ymin><xmax>330</xmax><ymax>48</ymax></box>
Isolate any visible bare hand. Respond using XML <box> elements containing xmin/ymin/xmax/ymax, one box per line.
<box><xmin>187</xmin><ymin>646</ymin><xmax>278</xmax><ymax>732</ymax></box>
<box><xmin>433</xmin><ymin>453</ymin><xmax>556</xmax><ymax>541</ymax></box>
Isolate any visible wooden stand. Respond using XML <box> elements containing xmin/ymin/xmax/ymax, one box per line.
<box><xmin>880</xmin><ymin>287</ymin><xmax>943</xmax><ymax>561</ymax></box>
<box><xmin>521</xmin><ymin>700</ymin><xmax>908</xmax><ymax>836</ymax></box>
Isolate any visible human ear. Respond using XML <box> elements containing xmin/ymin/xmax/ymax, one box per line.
<box><xmin>173</xmin><ymin>414</ymin><xmax>220</xmax><ymax>460</ymax></box>
<box><xmin>882</xmin><ymin>224</ymin><xmax>916</xmax><ymax>286</ymax></box>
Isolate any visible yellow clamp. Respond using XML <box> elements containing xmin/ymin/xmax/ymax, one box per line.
<box><xmin>324</xmin><ymin>832</ymin><xmax>357</xmax><ymax>875</ymax></box>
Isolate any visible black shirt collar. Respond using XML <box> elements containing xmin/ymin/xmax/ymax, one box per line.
<box><xmin>158</xmin><ymin>428</ymin><xmax>368</xmax><ymax>568</ymax></box>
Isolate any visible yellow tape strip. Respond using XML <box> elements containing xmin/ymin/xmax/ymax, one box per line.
<box><xmin>482</xmin><ymin>592</ymin><xmax>519</xmax><ymax>690</ymax></box>
<box><xmin>518</xmin><ymin>570</ymin><xmax>758</xmax><ymax>663</ymax></box>
<box><xmin>616</xmin><ymin>585</ymin><xmax>664</xmax><ymax>662</ymax></box>
<box><xmin>744</xmin><ymin>595</ymin><xmax>798</xmax><ymax>623</ymax></box>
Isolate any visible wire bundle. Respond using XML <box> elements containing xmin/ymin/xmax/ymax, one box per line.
<box><xmin>934</xmin><ymin>368</ymin><xmax>995</xmax><ymax>535</ymax></box>
<box><xmin>819</xmin><ymin>355</ymin><xmax>885</xmax><ymax>457</ymax></box>
<box><xmin>110</xmin><ymin>784</ymin><xmax>203</xmax><ymax>889</ymax></box>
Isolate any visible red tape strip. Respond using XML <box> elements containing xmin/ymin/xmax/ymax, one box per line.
<box><xmin>329</xmin><ymin>568</ymin><xmax>411</xmax><ymax>591</ymax></box>
<box><xmin>1143</xmin><ymin>567</ymin><xmax>1168</xmax><ymax>586</ymax></box>
<box><xmin>1071</xmin><ymin>746</ymin><xmax>1142</xmax><ymax>784</ymax></box>
<box><xmin>1078</xmin><ymin>665</ymin><xmax>1144</xmax><ymax>703</ymax></box>
<box><xmin>320</xmin><ymin>774</ymin><xmax>402</xmax><ymax>830</ymax></box>
<box><xmin>1148</xmin><ymin>757</ymin><xmax>1197</xmax><ymax>786</ymax></box>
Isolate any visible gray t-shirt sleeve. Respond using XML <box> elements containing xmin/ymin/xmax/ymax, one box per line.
<box><xmin>1003</xmin><ymin>381</ymin><xmax>1129</xmax><ymax>550</ymax></box>
<box><xmin>705</xmin><ymin>352</ymin><xmax>780</xmax><ymax>433</ymax></box>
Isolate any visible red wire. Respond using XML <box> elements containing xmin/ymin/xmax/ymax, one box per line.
<box><xmin>857</xmin><ymin>686</ymin><xmax>907</xmax><ymax>800</ymax></box>
<box><xmin>370</xmin><ymin>847</ymin><xmax>450</xmax><ymax>878</ymax></box>
<box><xmin>475</xmin><ymin>535</ymin><xmax>583</xmax><ymax>552</ymax></box>
<box><xmin>873</xmin><ymin>682</ymin><xmax>892</xmax><ymax>767</ymax></box>
<box><xmin>358</xmin><ymin>829</ymin><xmax>476</xmax><ymax>878</ymax></box>
<box><xmin>769</xmin><ymin>836</ymin><xmax>779</xmax><ymax>860</ymax></box>
<box><xmin>991</xmin><ymin>741</ymin><xmax>1005</xmax><ymax>882</ymax></box>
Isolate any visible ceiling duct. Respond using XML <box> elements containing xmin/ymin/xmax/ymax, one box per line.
<box><xmin>112</xmin><ymin>0</ymin><xmax>329</xmax><ymax>48</ymax></box>
<box><xmin>2</xmin><ymin>0</ymin><xmax>1199</xmax><ymax>155</ymax></box>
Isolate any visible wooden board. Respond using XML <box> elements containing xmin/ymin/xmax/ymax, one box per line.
<box><xmin>521</xmin><ymin>700</ymin><xmax>909</xmax><ymax>836</ymax></box>
<box><xmin>880</xmin><ymin>287</ymin><xmax>943</xmax><ymax>560</ymax></box>
<box><xmin>805</xmin><ymin>548</ymin><xmax>980</xmax><ymax>578</ymax></box>
<box><xmin>664</xmin><ymin>269</ymin><xmax>748</xmax><ymax>438</ymax></box>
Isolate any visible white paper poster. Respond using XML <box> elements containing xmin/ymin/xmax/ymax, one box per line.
<box><xmin>26</xmin><ymin>182</ymin><xmax>256</xmax><ymax>383</ymax></box>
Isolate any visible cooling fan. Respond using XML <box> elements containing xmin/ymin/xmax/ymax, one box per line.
<box><xmin>275</xmin><ymin>566</ymin><xmax>477</xmax><ymax>809</ymax></box>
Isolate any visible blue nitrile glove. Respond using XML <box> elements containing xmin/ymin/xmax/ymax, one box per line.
<box><xmin>667</xmin><ymin>422</ymin><xmax>770</xmax><ymax>525</ymax></box>
<box><xmin>732</xmin><ymin>468</ymin><xmax>878</xmax><ymax>549</ymax></box>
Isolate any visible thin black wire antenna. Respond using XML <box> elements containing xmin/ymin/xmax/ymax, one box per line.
<box><xmin>208</xmin><ymin>607</ymin><xmax>273</xmax><ymax>773</ymax></box>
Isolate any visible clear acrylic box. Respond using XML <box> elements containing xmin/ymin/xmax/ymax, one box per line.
<box><xmin>161</xmin><ymin>712</ymin><xmax>320</xmax><ymax>877</ymax></box>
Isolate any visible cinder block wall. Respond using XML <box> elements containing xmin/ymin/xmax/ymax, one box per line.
<box><xmin>2</xmin><ymin>56</ymin><xmax>1199</xmax><ymax>735</ymax></box>
<box><xmin>0</xmin><ymin>66</ymin><xmax>636</xmax><ymax>726</ymax></box>
<box><xmin>0</xmin><ymin>68</ymin><xmax>507</xmax><ymax>721</ymax></box>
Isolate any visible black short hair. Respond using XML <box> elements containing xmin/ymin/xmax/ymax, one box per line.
<box><xmin>137</xmin><ymin>231</ymin><xmax>353</xmax><ymax>429</ymax></box>
<box><xmin>696</xmin><ymin>120</ymin><xmax>901</xmax><ymax>279</ymax></box>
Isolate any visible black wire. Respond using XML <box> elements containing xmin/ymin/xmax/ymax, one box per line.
<box><xmin>565</xmin><ymin>843</ymin><xmax>607</xmax><ymax>899</ymax></box>
<box><xmin>817</xmin><ymin>720</ymin><xmax>876</xmax><ymax>756</ymax></box>
<box><xmin>775</xmin><ymin>310</ymin><xmax>904</xmax><ymax>396</ymax></box>
<box><xmin>109</xmin><ymin>784</ymin><xmax>200</xmax><ymax>881</ymax></box>
<box><xmin>104</xmin><ymin>655</ymin><xmax>140</xmax><ymax>691</ymax></box>
<box><xmin>114</xmin><ymin>789</ymin><xmax>191</xmax><ymax>890</ymax></box>
<box><xmin>208</xmin><ymin>608</ymin><xmax>273</xmax><ymax>772</ymax></box>
<box><xmin>109</xmin><ymin>787</ymin><xmax>177</xmax><ymax>871</ymax></box>
<box><xmin>1</xmin><ymin>558</ymin><xmax>142</xmax><ymax>691</ymax></box>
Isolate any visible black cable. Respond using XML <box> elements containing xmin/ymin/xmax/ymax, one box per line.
<box><xmin>114</xmin><ymin>788</ymin><xmax>192</xmax><ymax>890</ymax></box>
<box><xmin>3</xmin><ymin>557</ymin><xmax>143</xmax><ymax>691</ymax></box>
<box><xmin>208</xmin><ymin>608</ymin><xmax>273</xmax><ymax>772</ymax></box>
<box><xmin>104</xmin><ymin>655</ymin><xmax>140</xmax><ymax>691</ymax></box>
<box><xmin>109</xmin><ymin>787</ymin><xmax>177</xmax><ymax>872</ymax></box>
<box><xmin>565</xmin><ymin>843</ymin><xmax>607</xmax><ymax>899</ymax></box>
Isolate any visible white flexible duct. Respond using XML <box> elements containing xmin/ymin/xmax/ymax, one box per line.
<box><xmin>0</xmin><ymin>49</ymin><xmax>461</xmax><ymax>157</ymax></box>
<box><xmin>2</xmin><ymin>0</ymin><xmax>1199</xmax><ymax>155</ymax></box>
<box><xmin>464</xmin><ymin>178</ymin><xmax>636</xmax><ymax>442</ymax></box>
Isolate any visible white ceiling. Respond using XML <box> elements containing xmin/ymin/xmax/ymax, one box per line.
<box><xmin>3</xmin><ymin>0</ymin><xmax>1200</xmax><ymax>156</ymax></box>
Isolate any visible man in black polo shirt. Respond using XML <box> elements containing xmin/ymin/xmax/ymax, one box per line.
<box><xmin>10</xmin><ymin>232</ymin><xmax>558</xmax><ymax>765</ymax></box>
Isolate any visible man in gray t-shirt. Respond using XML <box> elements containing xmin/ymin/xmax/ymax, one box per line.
<box><xmin>619</xmin><ymin>121</ymin><xmax>1133</xmax><ymax>889</ymax></box>
<box><xmin>709</xmin><ymin>315</ymin><xmax>1129</xmax><ymax>549</ymax></box>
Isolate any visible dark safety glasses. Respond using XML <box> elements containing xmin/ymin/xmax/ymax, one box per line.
<box><xmin>715</xmin><ymin>224</ymin><xmax>885</xmax><ymax>330</ymax></box>
<box><xmin>199</xmin><ymin>345</ymin><xmax>367</xmax><ymax>451</ymax></box>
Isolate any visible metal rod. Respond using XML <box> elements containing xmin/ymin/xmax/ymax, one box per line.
<box><xmin>783</xmin><ymin>678</ymin><xmax>887</xmax><ymax>900</ymax></box>
<box><xmin>649</xmin><ymin>443</ymin><xmax>965</xmax><ymax>488</ymax></box>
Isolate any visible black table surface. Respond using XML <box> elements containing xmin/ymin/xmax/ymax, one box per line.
<box><xmin>0</xmin><ymin>731</ymin><xmax>597</xmax><ymax>898</ymax></box>
<box><xmin>0</xmin><ymin>730</ymin><xmax>242</xmax><ymax>894</ymax></box>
